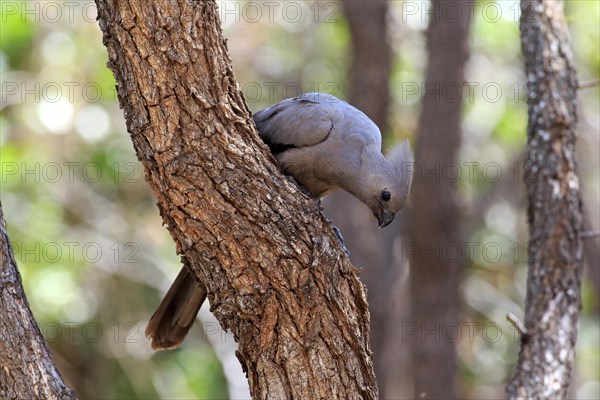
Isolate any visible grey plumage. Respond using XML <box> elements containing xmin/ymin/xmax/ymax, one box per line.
<box><xmin>146</xmin><ymin>93</ymin><xmax>413</xmax><ymax>350</ymax></box>
<box><xmin>254</xmin><ymin>92</ymin><xmax>413</xmax><ymax>227</ymax></box>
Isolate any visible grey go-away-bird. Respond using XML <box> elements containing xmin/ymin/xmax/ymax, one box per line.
<box><xmin>146</xmin><ymin>92</ymin><xmax>414</xmax><ymax>350</ymax></box>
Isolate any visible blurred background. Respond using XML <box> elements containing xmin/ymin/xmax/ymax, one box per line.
<box><xmin>1</xmin><ymin>0</ymin><xmax>598</xmax><ymax>398</ymax></box>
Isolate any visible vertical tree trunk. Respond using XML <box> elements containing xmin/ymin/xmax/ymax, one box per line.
<box><xmin>408</xmin><ymin>1</ymin><xmax>471</xmax><ymax>398</ymax></box>
<box><xmin>335</xmin><ymin>1</ymin><xmax>406</xmax><ymax>398</ymax></box>
<box><xmin>340</xmin><ymin>0</ymin><xmax>392</xmax><ymax>131</ymax></box>
<box><xmin>506</xmin><ymin>0</ymin><xmax>583</xmax><ymax>397</ymax></box>
<box><xmin>94</xmin><ymin>0</ymin><xmax>378</xmax><ymax>398</ymax></box>
<box><xmin>0</xmin><ymin>205</ymin><xmax>77</xmax><ymax>400</ymax></box>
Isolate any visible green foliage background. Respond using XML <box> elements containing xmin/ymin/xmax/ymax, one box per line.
<box><xmin>1</xmin><ymin>1</ymin><xmax>598</xmax><ymax>398</ymax></box>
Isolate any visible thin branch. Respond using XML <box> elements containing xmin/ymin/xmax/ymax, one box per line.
<box><xmin>581</xmin><ymin>230</ymin><xmax>600</xmax><ymax>239</ymax></box>
<box><xmin>577</xmin><ymin>79</ymin><xmax>600</xmax><ymax>89</ymax></box>
<box><xmin>506</xmin><ymin>312</ymin><xmax>528</xmax><ymax>336</ymax></box>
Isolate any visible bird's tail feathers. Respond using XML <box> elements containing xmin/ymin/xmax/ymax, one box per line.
<box><xmin>145</xmin><ymin>267</ymin><xmax>206</xmax><ymax>350</ymax></box>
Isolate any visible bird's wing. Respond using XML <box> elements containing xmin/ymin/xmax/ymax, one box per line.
<box><xmin>253</xmin><ymin>93</ymin><xmax>342</xmax><ymax>153</ymax></box>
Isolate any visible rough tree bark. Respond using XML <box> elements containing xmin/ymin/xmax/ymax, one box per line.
<box><xmin>334</xmin><ymin>1</ymin><xmax>404</xmax><ymax>398</ymax></box>
<box><xmin>506</xmin><ymin>0</ymin><xmax>584</xmax><ymax>398</ymax></box>
<box><xmin>0</xmin><ymin>205</ymin><xmax>77</xmax><ymax>400</ymax></box>
<box><xmin>94</xmin><ymin>1</ymin><xmax>377</xmax><ymax>398</ymax></box>
<box><xmin>408</xmin><ymin>1</ymin><xmax>471</xmax><ymax>398</ymax></box>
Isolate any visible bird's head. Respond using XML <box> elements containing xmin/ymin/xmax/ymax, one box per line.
<box><xmin>364</xmin><ymin>140</ymin><xmax>414</xmax><ymax>228</ymax></box>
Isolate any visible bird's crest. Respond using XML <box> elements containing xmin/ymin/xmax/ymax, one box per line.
<box><xmin>387</xmin><ymin>139</ymin><xmax>414</xmax><ymax>195</ymax></box>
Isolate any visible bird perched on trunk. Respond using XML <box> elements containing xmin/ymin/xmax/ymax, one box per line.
<box><xmin>146</xmin><ymin>92</ymin><xmax>414</xmax><ymax>350</ymax></box>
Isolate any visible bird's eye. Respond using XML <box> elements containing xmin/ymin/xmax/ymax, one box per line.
<box><xmin>381</xmin><ymin>190</ymin><xmax>391</xmax><ymax>202</ymax></box>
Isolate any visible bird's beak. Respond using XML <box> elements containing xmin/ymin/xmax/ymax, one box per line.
<box><xmin>376</xmin><ymin>209</ymin><xmax>395</xmax><ymax>228</ymax></box>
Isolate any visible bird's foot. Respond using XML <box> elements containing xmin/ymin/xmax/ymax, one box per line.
<box><xmin>315</xmin><ymin>198</ymin><xmax>324</xmax><ymax>211</ymax></box>
<box><xmin>332</xmin><ymin>225</ymin><xmax>350</xmax><ymax>257</ymax></box>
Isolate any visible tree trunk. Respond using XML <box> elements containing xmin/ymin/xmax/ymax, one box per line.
<box><xmin>335</xmin><ymin>1</ymin><xmax>407</xmax><ymax>398</ymax></box>
<box><xmin>0</xmin><ymin>205</ymin><xmax>77</xmax><ymax>400</ymax></box>
<box><xmin>506</xmin><ymin>0</ymin><xmax>583</xmax><ymax>397</ymax></box>
<box><xmin>340</xmin><ymin>0</ymin><xmax>392</xmax><ymax>131</ymax></box>
<box><xmin>94</xmin><ymin>1</ymin><xmax>378</xmax><ymax>398</ymax></box>
<box><xmin>408</xmin><ymin>1</ymin><xmax>471</xmax><ymax>398</ymax></box>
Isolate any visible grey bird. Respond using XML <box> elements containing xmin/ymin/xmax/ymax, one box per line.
<box><xmin>146</xmin><ymin>92</ymin><xmax>414</xmax><ymax>350</ymax></box>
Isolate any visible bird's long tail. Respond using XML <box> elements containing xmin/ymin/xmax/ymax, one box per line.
<box><xmin>145</xmin><ymin>267</ymin><xmax>206</xmax><ymax>350</ymax></box>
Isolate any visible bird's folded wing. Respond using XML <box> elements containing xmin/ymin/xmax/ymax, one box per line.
<box><xmin>253</xmin><ymin>94</ymin><xmax>341</xmax><ymax>151</ymax></box>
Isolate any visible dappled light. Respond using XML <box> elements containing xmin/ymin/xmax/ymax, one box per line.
<box><xmin>1</xmin><ymin>1</ymin><xmax>598</xmax><ymax>399</ymax></box>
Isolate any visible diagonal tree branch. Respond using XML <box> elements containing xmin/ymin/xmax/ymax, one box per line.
<box><xmin>506</xmin><ymin>0</ymin><xmax>584</xmax><ymax>398</ymax></box>
<box><xmin>0</xmin><ymin>204</ymin><xmax>77</xmax><ymax>400</ymax></box>
<box><xmin>94</xmin><ymin>0</ymin><xmax>377</xmax><ymax>398</ymax></box>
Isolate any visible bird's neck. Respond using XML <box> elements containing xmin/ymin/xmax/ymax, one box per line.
<box><xmin>340</xmin><ymin>150</ymin><xmax>389</xmax><ymax>204</ymax></box>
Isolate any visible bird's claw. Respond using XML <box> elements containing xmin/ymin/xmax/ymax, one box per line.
<box><xmin>332</xmin><ymin>225</ymin><xmax>350</xmax><ymax>257</ymax></box>
<box><xmin>316</xmin><ymin>198</ymin><xmax>324</xmax><ymax>211</ymax></box>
